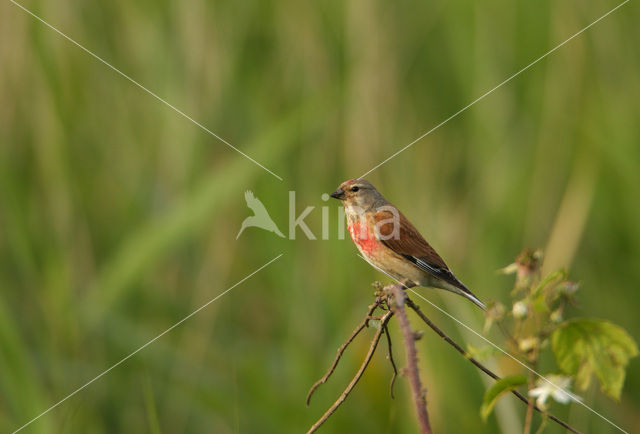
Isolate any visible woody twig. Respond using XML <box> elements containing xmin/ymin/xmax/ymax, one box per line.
<box><xmin>404</xmin><ymin>297</ymin><xmax>580</xmax><ymax>434</ymax></box>
<box><xmin>306</xmin><ymin>303</ymin><xmax>393</xmax><ymax>433</ymax></box>
<box><xmin>388</xmin><ymin>284</ymin><xmax>432</xmax><ymax>433</ymax></box>
<box><xmin>307</xmin><ymin>282</ymin><xmax>579</xmax><ymax>433</ymax></box>
<box><xmin>307</xmin><ymin>284</ymin><xmax>432</xmax><ymax>433</ymax></box>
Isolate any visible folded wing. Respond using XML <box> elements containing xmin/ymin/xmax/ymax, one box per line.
<box><xmin>374</xmin><ymin>209</ymin><xmax>485</xmax><ymax>309</ymax></box>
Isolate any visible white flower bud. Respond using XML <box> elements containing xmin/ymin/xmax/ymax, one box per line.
<box><xmin>518</xmin><ymin>336</ymin><xmax>539</xmax><ymax>352</ymax></box>
<box><xmin>512</xmin><ymin>301</ymin><xmax>528</xmax><ymax>319</ymax></box>
<box><xmin>550</xmin><ymin>309</ymin><xmax>563</xmax><ymax>323</ymax></box>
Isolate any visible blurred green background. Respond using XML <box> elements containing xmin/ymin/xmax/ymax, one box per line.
<box><xmin>1</xmin><ymin>0</ymin><xmax>639</xmax><ymax>432</ymax></box>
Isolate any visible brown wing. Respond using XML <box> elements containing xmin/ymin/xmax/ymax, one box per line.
<box><xmin>374</xmin><ymin>209</ymin><xmax>464</xmax><ymax>289</ymax></box>
<box><xmin>374</xmin><ymin>209</ymin><xmax>486</xmax><ymax>310</ymax></box>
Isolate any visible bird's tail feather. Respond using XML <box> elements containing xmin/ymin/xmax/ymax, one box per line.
<box><xmin>450</xmin><ymin>279</ymin><xmax>487</xmax><ymax>310</ymax></box>
<box><xmin>459</xmin><ymin>290</ymin><xmax>487</xmax><ymax>310</ymax></box>
<box><xmin>439</xmin><ymin>280</ymin><xmax>487</xmax><ymax>310</ymax></box>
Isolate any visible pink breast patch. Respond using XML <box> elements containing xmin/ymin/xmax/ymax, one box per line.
<box><xmin>348</xmin><ymin>221</ymin><xmax>380</xmax><ymax>255</ymax></box>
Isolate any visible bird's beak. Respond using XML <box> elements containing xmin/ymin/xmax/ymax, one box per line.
<box><xmin>330</xmin><ymin>188</ymin><xmax>345</xmax><ymax>200</ymax></box>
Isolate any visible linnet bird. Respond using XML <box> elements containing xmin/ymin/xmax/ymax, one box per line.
<box><xmin>330</xmin><ymin>178</ymin><xmax>486</xmax><ymax>309</ymax></box>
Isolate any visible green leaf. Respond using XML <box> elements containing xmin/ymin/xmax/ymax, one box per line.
<box><xmin>530</xmin><ymin>291</ymin><xmax>549</xmax><ymax>313</ymax></box>
<box><xmin>480</xmin><ymin>375</ymin><xmax>528</xmax><ymax>421</ymax></box>
<box><xmin>551</xmin><ymin>318</ymin><xmax>639</xmax><ymax>399</ymax></box>
<box><xmin>532</xmin><ymin>269</ymin><xmax>566</xmax><ymax>296</ymax></box>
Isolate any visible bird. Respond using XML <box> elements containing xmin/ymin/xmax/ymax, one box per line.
<box><xmin>330</xmin><ymin>178</ymin><xmax>486</xmax><ymax>309</ymax></box>
<box><xmin>236</xmin><ymin>190</ymin><xmax>285</xmax><ymax>239</ymax></box>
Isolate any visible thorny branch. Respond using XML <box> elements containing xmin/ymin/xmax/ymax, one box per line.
<box><xmin>306</xmin><ymin>283</ymin><xmax>579</xmax><ymax>434</ymax></box>
<box><xmin>383</xmin><ymin>322</ymin><xmax>398</xmax><ymax>399</ymax></box>
<box><xmin>307</xmin><ymin>285</ymin><xmax>432</xmax><ymax>433</ymax></box>
<box><xmin>306</xmin><ymin>297</ymin><xmax>383</xmax><ymax>406</ymax></box>
<box><xmin>389</xmin><ymin>284</ymin><xmax>432</xmax><ymax>433</ymax></box>
<box><xmin>404</xmin><ymin>297</ymin><xmax>580</xmax><ymax>434</ymax></box>
<box><xmin>306</xmin><ymin>305</ymin><xmax>393</xmax><ymax>433</ymax></box>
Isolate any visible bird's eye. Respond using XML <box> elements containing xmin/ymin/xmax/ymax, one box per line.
<box><xmin>351</xmin><ymin>186</ymin><xmax>359</xmax><ymax>192</ymax></box>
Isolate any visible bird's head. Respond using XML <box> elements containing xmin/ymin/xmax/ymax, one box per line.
<box><xmin>330</xmin><ymin>178</ymin><xmax>385</xmax><ymax>210</ymax></box>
